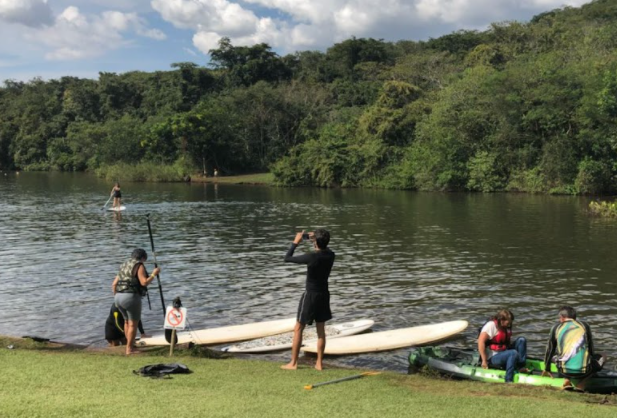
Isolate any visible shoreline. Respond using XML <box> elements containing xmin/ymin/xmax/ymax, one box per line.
<box><xmin>189</xmin><ymin>172</ymin><xmax>274</xmax><ymax>185</ymax></box>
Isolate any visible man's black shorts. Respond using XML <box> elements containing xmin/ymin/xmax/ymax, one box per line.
<box><xmin>297</xmin><ymin>291</ymin><xmax>332</xmax><ymax>325</ymax></box>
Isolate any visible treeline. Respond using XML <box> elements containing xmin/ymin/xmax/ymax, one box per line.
<box><xmin>2</xmin><ymin>0</ymin><xmax>617</xmax><ymax>192</ymax></box>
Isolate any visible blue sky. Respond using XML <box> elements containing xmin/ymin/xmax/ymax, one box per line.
<box><xmin>0</xmin><ymin>0</ymin><xmax>592</xmax><ymax>83</ymax></box>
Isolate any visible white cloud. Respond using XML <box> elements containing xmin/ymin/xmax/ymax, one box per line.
<box><xmin>522</xmin><ymin>0</ymin><xmax>589</xmax><ymax>7</ymax></box>
<box><xmin>0</xmin><ymin>0</ymin><xmax>53</xmax><ymax>27</ymax></box>
<box><xmin>193</xmin><ymin>31</ymin><xmax>221</xmax><ymax>53</ymax></box>
<box><xmin>1</xmin><ymin>0</ymin><xmax>595</xmax><ymax>75</ymax></box>
<box><xmin>415</xmin><ymin>0</ymin><xmax>590</xmax><ymax>24</ymax></box>
<box><xmin>79</xmin><ymin>0</ymin><xmax>154</xmax><ymax>12</ymax></box>
<box><xmin>152</xmin><ymin>0</ymin><xmax>260</xmax><ymax>35</ymax></box>
<box><xmin>25</xmin><ymin>6</ymin><xmax>166</xmax><ymax>61</ymax></box>
<box><xmin>244</xmin><ymin>0</ymin><xmax>334</xmax><ymax>24</ymax></box>
<box><xmin>154</xmin><ymin>0</ymin><xmax>594</xmax><ymax>56</ymax></box>
<box><xmin>153</xmin><ymin>0</ymin><xmax>288</xmax><ymax>54</ymax></box>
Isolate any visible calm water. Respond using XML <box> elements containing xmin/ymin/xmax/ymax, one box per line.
<box><xmin>1</xmin><ymin>172</ymin><xmax>616</xmax><ymax>372</ymax></box>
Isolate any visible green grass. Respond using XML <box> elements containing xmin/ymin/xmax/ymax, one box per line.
<box><xmin>94</xmin><ymin>162</ymin><xmax>274</xmax><ymax>185</ymax></box>
<box><xmin>1</xmin><ymin>337</ymin><xmax>616</xmax><ymax>417</ymax></box>
<box><xmin>95</xmin><ymin>162</ymin><xmax>191</xmax><ymax>182</ymax></box>
<box><xmin>192</xmin><ymin>172</ymin><xmax>274</xmax><ymax>185</ymax></box>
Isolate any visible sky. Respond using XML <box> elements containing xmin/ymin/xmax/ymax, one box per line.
<box><xmin>0</xmin><ymin>0</ymin><xmax>593</xmax><ymax>82</ymax></box>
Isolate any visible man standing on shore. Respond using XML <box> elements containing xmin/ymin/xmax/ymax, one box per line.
<box><xmin>281</xmin><ymin>229</ymin><xmax>335</xmax><ymax>371</ymax></box>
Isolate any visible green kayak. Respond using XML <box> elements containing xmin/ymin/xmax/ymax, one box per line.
<box><xmin>409</xmin><ymin>346</ymin><xmax>617</xmax><ymax>393</ymax></box>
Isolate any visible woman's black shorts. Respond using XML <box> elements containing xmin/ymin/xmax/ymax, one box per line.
<box><xmin>296</xmin><ymin>291</ymin><xmax>332</xmax><ymax>325</ymax></box>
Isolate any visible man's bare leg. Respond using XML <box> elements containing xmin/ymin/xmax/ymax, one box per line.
<box><xmin>315</xmin><ymin>322</ymin><xmax>326</xmax><ymax>371</ymax></box>
<box><xmin>281</xmin><ymin>322</ymin><xmax>305</xmax><ymax>370</ymax></box>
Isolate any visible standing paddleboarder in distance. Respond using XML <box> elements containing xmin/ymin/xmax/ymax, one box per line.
<box><xmin>110</xmin><ymin>182</ymin><xmax>121</xmax><ymax>209</ymax></box>
<box><xmin>281</xmin><ymin>229</ymin><xmax>335</xmax><ymax>371</ymax></box>
<box><xmin>111</xmin><ymin>248</ymin><xmax>160</xmax><ymax>355</ymax></box>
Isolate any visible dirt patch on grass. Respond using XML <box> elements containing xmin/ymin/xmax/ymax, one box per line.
<box><xmin>1</xmin><ymin>335</ymin><xmax>88</xmax><ymax>352</ymax></box>
<box><xmin>0</xmin><ymin>335</ymin><xmax>233</xmax><ymax>360</ymax></box>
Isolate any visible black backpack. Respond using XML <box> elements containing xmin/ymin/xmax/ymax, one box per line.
<box><xmin>133</xmin><ymin>363</ymin><xmax>192</xmax><ymax>379</ymax></box>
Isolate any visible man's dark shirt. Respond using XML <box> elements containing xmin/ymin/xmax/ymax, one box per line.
<box><xmin>284</xmin><ymin>243</ymin><xmax>335</xmax><ymax>293</ymax></box>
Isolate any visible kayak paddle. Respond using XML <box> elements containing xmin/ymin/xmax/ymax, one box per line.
<box><xmin>304</xmin><ymin>372</ymin><xmax>381</xmax><ymax>390</ymax></box>
<box><xmin>102</xmin><ymin>194</ymin><xmax>113</xmax><ymax>210</ymax></box>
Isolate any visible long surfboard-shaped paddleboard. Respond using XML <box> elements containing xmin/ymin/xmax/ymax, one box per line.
<box><xmin>136</xmin><ymin>317</ymin><xmax>297</xmax><ymax>347</ymax></box>
<box><xmin>107</xmin><ymin>205</ymin><xmax>126</xmax><ymax>212</ymax></box>
<box><xmin>301</xmin><ymin>320</ymin><xmax>468</xmax><ymax>355</ymax></box>
<box><xmin>220</xmin><ymin>319</ymin><xmax>375</xmax><ymax>353</ymax></box>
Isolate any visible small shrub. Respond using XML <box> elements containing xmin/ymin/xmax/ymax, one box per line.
<box><xmin>95</xmin><ymin>157</ymin><xmax>195</xmax><ymax>182</ymax></box>
<box><xmin>466</xmin><ymin>151</ymin><xmax>503</xmax><ymax>192</ymax></box>
<box><xmin>589</xmin><ymin>200</ymin><xmax>617</xmax><ymax>217</ymax></box>
<box><xmin>506</xmin><ymin>168</ymin><xmax>545</xmax><ymax>193</ymax></box>
<box><xmin>575</xmin><ymin>158</ymin><xmax>613</xmax><ymax>195</ymax></box>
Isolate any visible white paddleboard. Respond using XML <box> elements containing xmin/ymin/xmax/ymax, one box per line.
<box><xmin>107</xmin><ymin>206</ymin><xmax>126</xmax><ymax>212</ymax></box>
<box><xmin>136</xmin><ymin>317</ymin><xmax>297</xmax><ymax>347</ymax></box>
<box><xmin>302</xmin><ymin>320</ymin><xmax>468</xmax><ymax>355</ymax></box>
<box><xmin>221</xmin><ymin>319</ymin><xmax>374</xmax><ymax>353</ymax></box>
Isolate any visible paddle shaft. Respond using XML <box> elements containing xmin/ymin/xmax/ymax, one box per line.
<box><xmin>146</xmin><ymin>286</ymin><xmax>152</xmax><ymax>310</ymax></box>
<box><xmin>146</xmin><ymin>215</ymin><xmax>166</xmax><ymax>315</ymax></box>
<box><xmin>102</xmin><ymin>194</ymin><xmax>113</xmax><ymax>210</ymax></box>
<box><xmin>304</xmin><ymin>372</ymin><xmax>380</xmax><ymax>390</ymax></box>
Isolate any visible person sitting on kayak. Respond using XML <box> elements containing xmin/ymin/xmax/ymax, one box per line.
<box><xmin>478</xmin><ymin>309</ymin><xmax>527</xmax><ymax>383</ymax></box>
<box><xmin>541</xmin><ymin>306</ymin><xmax>605</xmax><ymax>390</ymax></box>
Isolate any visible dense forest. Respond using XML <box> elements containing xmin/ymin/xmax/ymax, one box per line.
<box><xmin>2</xmin><ymin>0</ymin><xmax>617</xmax><ymax>193</ymax></box>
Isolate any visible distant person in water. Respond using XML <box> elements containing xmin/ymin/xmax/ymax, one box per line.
<box><xmin>105</xmin><ymin>304</ymin><xmax>148</xmax><ymax>346</ymax></box>
<box><xmin>111</xmin><ymin>248</ymin><xmax>159</xmax><ymax>355</ymax></box>
<box><xmin>110</xmin><ymin>182</ymin><xmax>121</xmax><ymax>209</ymax></box>
<box><xmin>213</xmin><ymin>168</ymin><xmax>219</xmax><ymax>178</ymax></box>
<box><xmin>478</xmin><ymin>309</ymin><xmax>527</xmax><ymax>383</ymax></box>
<box><xmin>281</xmin><ymin>229</ymin><xmax>335</xmax><ymax>371</ymax></box>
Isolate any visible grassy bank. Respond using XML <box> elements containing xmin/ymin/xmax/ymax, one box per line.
<box><xmin>191</xmin><ymin>172</ymin><xmax>274</xmax><ymax>185</ymax></box>
<box><xmin>95</xmin><ymin>161</ymin><xmax>192</xmax><ymax>182</ymax></box>
<box><xmin>94</xmin><ymin>161</ymin><xmax>273</xmax><ymax>185</ymax></box>
<box><xmin>1</xmin><ymin>337</ymin><xmax>616</xmax><ymax>417</ymax></box>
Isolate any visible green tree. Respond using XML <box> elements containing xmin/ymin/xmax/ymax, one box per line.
<box><xmin>208</xmin><ymin>38</ymin><xmax>291</xmax><ymax>87</ymax></box>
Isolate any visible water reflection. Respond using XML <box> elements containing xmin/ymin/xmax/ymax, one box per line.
<box><xmin>0</xmin><ymin>173</ymin><xmax>616</xmax><ymax>372</ymax></box>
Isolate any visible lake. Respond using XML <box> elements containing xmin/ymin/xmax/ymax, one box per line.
<box><xmin>1</xmin><ymin>172</ymin><xmax>615</xmax><ymax>372</ymax></box>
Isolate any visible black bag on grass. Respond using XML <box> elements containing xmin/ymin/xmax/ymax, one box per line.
<box><xmin>133</xmin><ymin>363</ymin><xmax>192</xmax><ymax>379</ymax></box>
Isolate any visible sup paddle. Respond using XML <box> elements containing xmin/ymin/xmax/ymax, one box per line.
<box><xmin>102</xmin><ymin>194</ymin><xmax>113</xmax><ymax>210</ymax></box>
<box><xmin>304</xmin><ymin>372</ymin><xmax>381</xmax><ymax>390</ymax></box>
<box><xmin>146</xmin><ymin>214</ymin><xmax>177</xmax><ymax>345</ymax></box>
